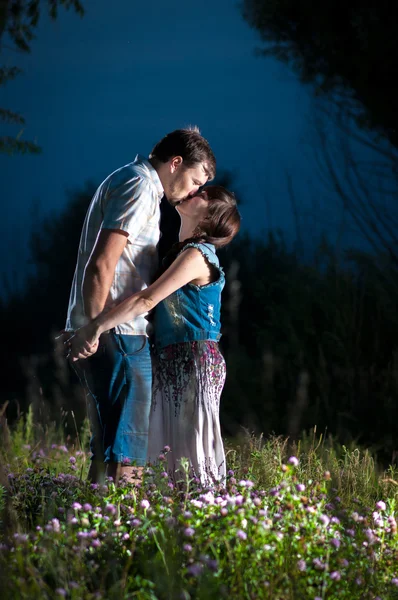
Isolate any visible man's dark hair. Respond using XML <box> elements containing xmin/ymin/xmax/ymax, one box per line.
<box><xmin>150</xmin><ymin>127</ymin><xmax>216</xmax><ymax>180</ymax></box>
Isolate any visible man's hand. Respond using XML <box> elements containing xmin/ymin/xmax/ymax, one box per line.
<box><xmin>67</xmin><ymin>323</ymin><xmax>101</xmax><ymax>362</ymax></box>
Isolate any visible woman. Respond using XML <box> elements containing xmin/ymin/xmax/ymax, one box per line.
<box><xmin>69</xmin><ymin>185</ymin><xmax>241</xmax><ymax>485</ymax></box>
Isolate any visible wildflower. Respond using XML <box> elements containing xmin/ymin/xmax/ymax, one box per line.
<box><xmin>355</xmin><ymin>577</ymin><xmax>363</xmax><ymax>586</ymax></box>
<box><xmin>376</xmin><ymin>500</ymin><xmax>386</xmax><ymax>511</ymax></box>
<box><xmin>296</xmin><ymin>483</ymin><xmax>306</xmax><ymax>492</ymax></box>
<box><xmin>297</xmin><ymin>559</ymin><xmax>306</xmax><ymax>572</ymax></box>
<box><xmin>158</xmin><ymin>453</ymin><xmax>166</xmax><ymax>461</ymax></box>
<box><xmin>51</xmin><ymin>518</ymin><xmax>60</xmax><ymax>532</ymax></box>
<box><xmin>392</xmin><ymin>578</ymin><xmax>398</xmax><ymax>587</ymax></box>
<box><xmin>330</xmin><ymin>571</ymin><xmax>341</xmax><ymax>581</ymax></box>
<box><xmin>69</xmin><ymin>456</ymin><xmax>76</xmax><ymax>464</ymax></box>
<box><xmin>331</xmin><ymin>516</ymin><xmax>340</xmax><ymax>525</ymax></box>
<box><xmin>91</xmin><ymin>539</ymin><xmax>101</xmax><ymax>548</ymax></box>
<box><xmin>59</xmin><ymin>445</ymin><xmax>68</xmax><ymax>453</ymax></box>
<box><xmin>105</xmin><ymin>504</ymin><xmax>117</xmax><ymax>515</ymax></box>
<box><xmin>207</xmin><ymin>559</ymin><xmax>218</xmax><ymax>572</ymax></box>
<box><xmin>168</xmin><ymin>482</ymin><xmax>174</xmax><ymax>490</ymax></box>
<box><xmin>183</xmin><ymin>544</ymin><xmax>192</xmax><ymax>552</ymax></box>
<box><xmin>200</xmin><ymin>491</ymin><xmax>215</xmax><ymax>504</ymax></box>
<box><xmin>122</xmin><ymin>533</ymin><xmax>130</xmax><ymax>541</ymax></box>
<box><xmin>55</xmin><ymin>589</ymin><xmax>67</xmax><ymax>597</ymax></box>
<box><xmin>83</xmin><ymin>503</ymin><xmax>92</xmax><ymax>512</ymax></box>
<box><xmin>163</xmin><ymin>445</ymin><xmax>171</xmax><ymax>452</ymax></box>
<box><xmin>364</xmin><ymin>528</ymin><xmax>376</xmax><ymax>544</ymax></box>
<box><xmin>72</xmin><ymin>502</ymin><xmax>82</xmax><ymax>511</ymax></box>
<box><xmin>288</xmin><ymin>456</ymin><xmax>299</xmax><ymax>467</ymax></box>
<box><xmin>221</xmin><ymin>507</ymin><xmax>228</xmax><ymax>516</ymax></box>
<box><xmin>227</xmin><ymin>469</ymin><xmax>234</xmax><ymax>476</ymax></box>
<box><xmin>187</xmin><ymin>563</ymin><xmax>203</xmax><ymax>577</ymax></box>
<box><xmin>339</xmin><ymin>558</ymin><xmax>349</xmax><ymax>567</ymax></box>
<box><xmin>140</xmin><ymin>499</ymin><xmax>150</xmax><ymax>510</ymax></box>
<box><xmin>131</xmin><ymin>519</ymin><xmax>141</xmax><ymax>527</ymax></box>
<box><xmin>319</xmin><ymin>514</ymin><xmax>330</xmax><ymax>526</ymax></box>
<box><xmin>313</xmin><ymin>558</ymin><xmax>325</xmax><ymax>571</ymax></box>
<box><xmin>330</xmin><ymin>538</ymin><xmax>341</xmax><ymax>549</ymax></box>
<box><xmin>184</xmin><ymin>527</ymin><xmax>195</xmax><ymax>537</ymax></box>
<box><xmin>237</xmin><ymin>530</ymin><xmax>247</xmax><ymax>540</ymax></box>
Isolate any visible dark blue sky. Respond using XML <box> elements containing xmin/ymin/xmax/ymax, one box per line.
<box><xmin>0</xmin><ymin>0</ymin><xmax>366</xmax><ymax>293</ymax></box>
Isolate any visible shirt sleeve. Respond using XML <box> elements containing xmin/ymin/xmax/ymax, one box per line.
<box><xmin>102</xmin><ymin>176</ymin><xmax>155</xmax><ymax>243</ymax></box>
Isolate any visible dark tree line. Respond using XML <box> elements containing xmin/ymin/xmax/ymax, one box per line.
<box><xmin>242</xmin><ymin>0</ymin><xmax>398</xmax><ymax>149</ymax></box>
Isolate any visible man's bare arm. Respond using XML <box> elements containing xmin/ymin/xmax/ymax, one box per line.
<box><xmin>82</xmin><ymin>229</ymin><xmax>128</xmax><ymax>321</ymax></box>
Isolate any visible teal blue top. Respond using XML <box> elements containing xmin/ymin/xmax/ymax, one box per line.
<box><xmin>153</xmin><ymin>242</ymin><xmax>225</xmax><ymax>349</ymax></box>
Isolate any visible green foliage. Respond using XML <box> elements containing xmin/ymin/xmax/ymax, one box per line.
<box><xmin>1</xmin><ymin>417</ymin><xmax>398</xmax><ymax>599</ymax></box>
<box><xmin>241</xmin><ymin>0</ymin><xmax>398</xmax><ymax>148</ymax></box>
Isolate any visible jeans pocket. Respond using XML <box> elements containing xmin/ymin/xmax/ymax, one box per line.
<box><xmin>114</xmin><ymin>333</ymin><xmax>148</xmax><ymax>357</ymax></box>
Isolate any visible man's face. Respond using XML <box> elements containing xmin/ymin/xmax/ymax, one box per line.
<box><xmin>166</xmin><ymin>161</ymin><xmax>209</xmax><ymax>206</ymax></box>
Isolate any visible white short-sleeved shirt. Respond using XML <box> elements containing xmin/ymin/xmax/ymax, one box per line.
<box><xmin>66</xmin><ymin>155</ymin><xmax>164</xmax><ymax>335</ymax></box>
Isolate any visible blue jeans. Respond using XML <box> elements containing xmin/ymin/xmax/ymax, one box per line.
<box><xmin>78</xmin><ymin>332</ymin><xmax>152</xmax><ymax>465</ymax></box>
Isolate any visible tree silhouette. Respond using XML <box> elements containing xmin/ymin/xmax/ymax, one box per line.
<box><xmin>242</xmin><ymin>0</ymin><xmax>398</xmax><ymax>148</ymax></box>
<box><xmin>0</xmin><ymin>0</ymin><xmax>84</xmax><ymax>155</ymax></box>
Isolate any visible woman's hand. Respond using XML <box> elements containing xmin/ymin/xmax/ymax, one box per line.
<box><xmin>68</xmin><ymin>323</ymin><xmax>101</xmax><ymax>362</ymax></box>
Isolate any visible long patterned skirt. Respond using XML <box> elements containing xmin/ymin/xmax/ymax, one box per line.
<box><xmin>148</xmin><ymin>340</ymin><xmax>227</xmax><ymax>486</ymax></box>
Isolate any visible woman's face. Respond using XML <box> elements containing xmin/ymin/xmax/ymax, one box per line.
<box><xmin>176</xmin><ymin>189</ymin><xmax>210</xmax><ymax>223</ymax></box>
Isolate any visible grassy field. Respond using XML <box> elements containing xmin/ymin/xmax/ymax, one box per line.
<box><xmin>0</xmin><ymin>410</ymin><xmax>397</xmax><ymax>599</ymax></box>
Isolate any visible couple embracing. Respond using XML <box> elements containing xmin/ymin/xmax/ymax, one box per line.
<box><xmin>64</xmin><ymin>127</ymin><xmax>241</xmax><ymax>487</ymax></box>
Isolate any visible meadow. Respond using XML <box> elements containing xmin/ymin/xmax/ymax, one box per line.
<box><xmin>1</xmin><ymin>410</ymin><xmax>397</xmax><ymax>600</ymax></box>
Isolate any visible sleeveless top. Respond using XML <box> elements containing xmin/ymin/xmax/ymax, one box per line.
<box><xmin>153</xmin><ymin>242</ymin><xmax>225</xmax><ymax>349</ymax></box>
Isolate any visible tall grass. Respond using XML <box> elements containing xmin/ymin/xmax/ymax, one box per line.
<box><xmin>1</xmin><ymin>409</ymin><xmax>397</xmax><ymax>599</ymax></box>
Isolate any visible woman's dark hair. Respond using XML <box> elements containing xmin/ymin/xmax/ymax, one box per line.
<box><xmin>149</xmin><ymin>127</ymin><xmax>216</xmax><ymax>180</ymax></box>
<box><xmin>163</xmin><ymin>185</ymin><xmax>241</xmax><ymax>270</ymax></box>
<box><xmin>194</xmin><ymin>185</ymin><xmax>241</xmax><ymax>249</ymax></box>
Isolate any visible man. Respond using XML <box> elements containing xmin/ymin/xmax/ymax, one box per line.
<box><xmin>65</xmin><ymin>127</ymin><xmax>216</xmax><ymax>484</ymax></box>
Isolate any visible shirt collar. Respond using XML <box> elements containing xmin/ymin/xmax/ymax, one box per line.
<box><xmin>134</xmin><ymin>154</ymin><xmax>164</xmax><ymax>202</ymax></box>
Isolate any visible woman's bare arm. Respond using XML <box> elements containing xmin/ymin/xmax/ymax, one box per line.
<box><xmin>69</xmin><ymin>248</ymin><xmax>209</xmax><ymax>361</ymax></box>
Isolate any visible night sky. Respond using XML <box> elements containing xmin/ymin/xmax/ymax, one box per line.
<box><xmin>0</xmin><ymin>0</ymin><xmax>365</xmax><ymax>293</ymax></box>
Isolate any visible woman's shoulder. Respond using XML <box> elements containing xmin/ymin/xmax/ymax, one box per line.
<box><xmin>179</xmin><ymin>241</ymin><xmax>219</xmax><ymax>267</ymax></box>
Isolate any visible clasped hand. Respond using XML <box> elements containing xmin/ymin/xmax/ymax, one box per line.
<box><xmin>55</xmin><ymin>325</ymin><xmax>100</xmax><ymax>362</ymax></box>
